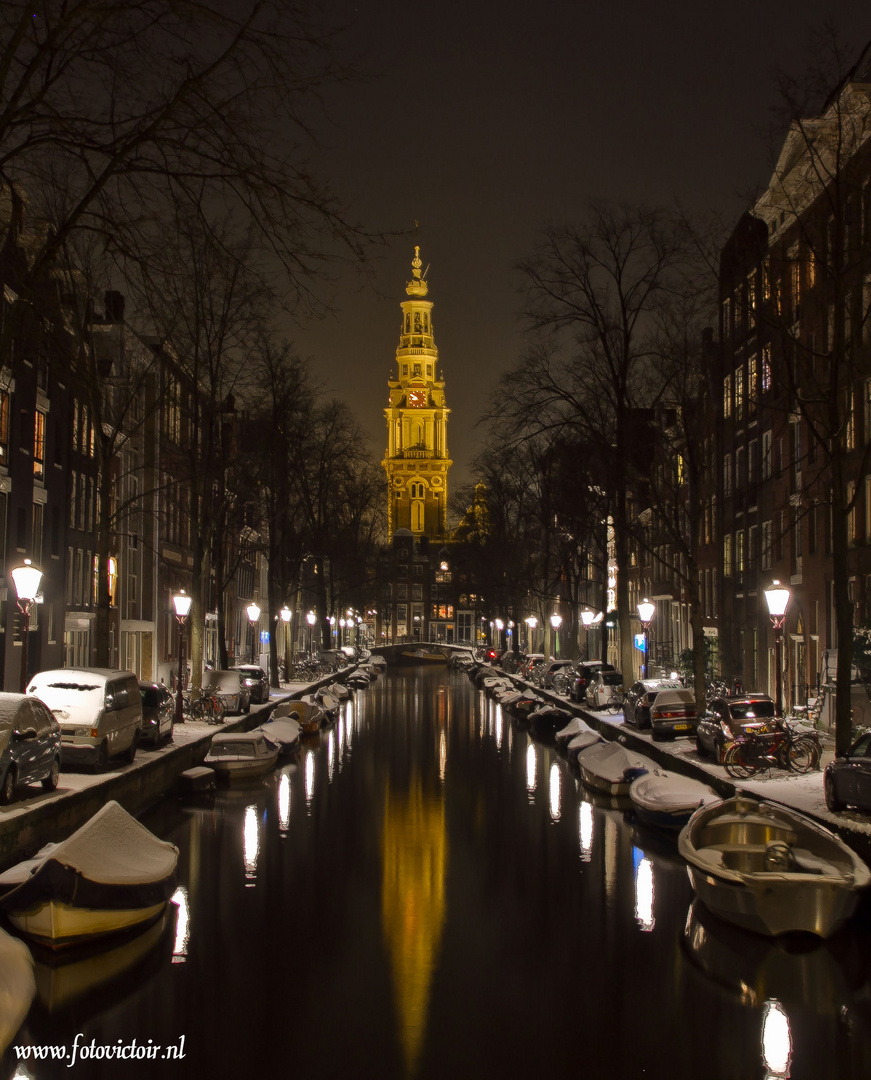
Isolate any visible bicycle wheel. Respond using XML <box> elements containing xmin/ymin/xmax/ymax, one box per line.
<box><xmin>786</xmin><ymin>737</ymin><xmax>820</xmax><ymax>774</ymax></box>
<box><xmin>723</xmin><ymin>741</ymin><xmax>758</xmax><ymax>779</ymax></box>
<box><xmin>190</xmin><ymin>697</ymin><xmax>206</xmax><ymax>720</ymax></box>
<box><xmin>212</xmin><ymin>696</ymin><xmax>227</xmax><ymax>723</ymax></box>
<box><xmin>606</xmin><ymin>696</ymin><xmax>622</xmax><ymax>715</ymax></box>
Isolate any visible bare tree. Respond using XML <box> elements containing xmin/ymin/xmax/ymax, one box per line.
<box><xmin>0</xmin><ymin>1</ymin><xmax>371</xmax><ymax>314</ymax></box>
<box><xmin>510</xmin><ymin>203</ymin><xmax>691</xmax><ymax>672</ymax></box>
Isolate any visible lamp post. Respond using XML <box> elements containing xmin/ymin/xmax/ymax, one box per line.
<box><xmin>339</xmin><ymin>617</ymin><xmax>346</xmax><ymax>647</ymax></box>
<box><xmin>525</xmin><ymin>616</ymin><xmax>538</xmax><ymax>653</ymax></box>
<box><xmin>306</xmin><ymin>610</ymin><xmax>316</xmax><ymax>658</ymax></box>
<box><xmin>280</xmin><ymin>606</ymin><xmax>291</xmax><ymax>683</ymax></box>
<box><xmin>764</xmin><ymin>580</ymin><xmax>790</xmax><ymax>716</ymax></box>
<box><xmin>580</xmin><ymin>609</ymin><xmax>595</xmax><ymax>661</ymax></box>
<box><xmin>246</xmin><ymin>603</ymin><xmax>261</xmax><ymax>664</ymax></box>
<box><xmin>11</xmin><ymin>559</ymin><xmax>43</xmax><ymax>693</ymax></box>
<box><xmin>172</xmin><ymin>590</ymin><xmax>192</xmax><ymax>724</ymax></box>
<box><xmin>637</xmin><ymin>598</ymin><xmax>655</xmax><ymax>679</ymax></box>
<box><xmin>550</xmin><ymin>613</ymin><xmax>562</xmax><ymax>658</ymax></box>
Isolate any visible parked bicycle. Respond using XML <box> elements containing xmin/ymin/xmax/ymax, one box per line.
<box><xmin>722</xmin><ymin>718</ymin><xmax>821</xmax><ymax>779</ymax></box>
<box><xmin>184</xmin><ymin>690</ymin><xmax>227</xmax><ymax>724</ymax></box>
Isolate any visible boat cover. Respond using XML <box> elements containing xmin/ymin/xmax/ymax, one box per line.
<box><xmin>577</xmin><ymin>741</ymin><xmax>650</xmax><ymax>784</ymax></box>
<box><xmin>630</xmin><ymin>769</ymin><xmax>717</xmax><ymax>812</ymax></box>
<box><xmin>258</xmin><ymin>718</ymin><xmax>301</xmax><ymax>747</ymax></box>
<box><xmin>555</xmin><ymin>717</ymin><xmax>596</xmax><ymax>743</ymax></box>
<box><xmin>0</xmin><ymin>801</ymin><xmax>178</xmax><ymax>913</ymax></box>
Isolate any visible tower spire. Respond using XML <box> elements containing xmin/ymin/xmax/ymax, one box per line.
<box><xmin>406</xmin><ymin>245</ymin><xmax>428</xmax><ymax>297</ymax></box>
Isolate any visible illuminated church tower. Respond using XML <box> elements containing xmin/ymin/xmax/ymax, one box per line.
<box><xmin>382</xmin><ymin>248</ymin><xmax>452</xmax><ymax>537</ymax></box>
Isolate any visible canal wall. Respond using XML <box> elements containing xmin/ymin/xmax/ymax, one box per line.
<box><xmin>0</xmin><ymin>672</ymin><xmax>344</xmax><ymax>871</ymax></box>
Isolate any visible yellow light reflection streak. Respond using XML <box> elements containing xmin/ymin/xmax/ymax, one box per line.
<box><xmin>381</xmin><ymin>776</ymin><xmax>447</xmax><ymax>1077</ymax></box>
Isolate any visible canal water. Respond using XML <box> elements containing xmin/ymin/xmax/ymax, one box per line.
<box><xmin>5</xmin><ymin>666</ymin><xmax>871</xmax><ymax>1080</ymax></box>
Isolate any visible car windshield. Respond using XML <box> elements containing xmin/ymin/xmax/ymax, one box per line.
<box><xmin>730</xmin><ymin>700</ymin><xmax>775</xmax><ymax>719</ymax></box>
<box><xmin>602</xmin><ymin>673</ymin><xmax>622</xmax><ymax>685</ymax></box>
<box><xmin>140</xmin><ymin>687</ymin><xmax>161</xmax><ymax>707</ymax></box>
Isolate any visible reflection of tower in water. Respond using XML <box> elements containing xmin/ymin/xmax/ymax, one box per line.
<box><xmin>381</xmin><ymin>771</ymin><xmax>447</xmax><ymax>1077</ymax></box>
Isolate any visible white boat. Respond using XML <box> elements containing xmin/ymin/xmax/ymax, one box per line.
<box><xmin>678</xmin><ymin>795</ymin><xmax>871</xmax><ymax>938</ymax></box>
<box><xmin>399</xmin><ymin>648</ymin><xmax>447</xmax><ymax>664</ymax></box>
<box><xmin>629</xmin><ymin>768</ymin><xmax>719</xmax><ymax>830</ymax></box>
<box><xmin>367</xmin><ymin>656</ymin><xmax>388</xmax><ymax>672</ymax></box>
<box><xmin>0</xmin><ymin>926</ymin><xmax>35</xmax><ymax>1054</ymax></box>
<box><xmin>576</xmin><ymin>741</ymin><xmax>651</xmax><ymax>796</ymax></box>
<box><xmin>0</xmin><ymin>801</ymin><xmax>179</xmax><ymax>949</ymax></box>
<box><xmin>314</xmin><ymin>687</ymin><xmax>340</xmax><ymax>720</ymax></box>
<box><xmin>555</xmin><ymin>717</ymin><xmax>596</xmax><ymax>745</ymax></box>
<box><xmin>256</xmin><ymin>717</ymin><xmax>301</xmax><ymax>756</ymax></box>
<box><xmin>566</xmin><ymin>729</ymin><xmax>605</xmax><ymax>763</ymax></box>
<box><xmin>276</xmin><ymin>697</ymin><xmax>325</xmax><ymax>734</ymax></box>
<box><xmin>204</xmin><ymin>731</ymin><xmax>280</xmax><ymax>780</ymax></box>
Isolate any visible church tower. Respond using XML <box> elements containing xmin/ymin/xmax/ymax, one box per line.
<box><xmin>382</xmin><ymin>248</ymin><xmax>452</xmax><ymax>537</ymax></box>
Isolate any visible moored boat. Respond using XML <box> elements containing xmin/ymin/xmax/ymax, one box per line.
<box><xmin>566</xmin><ymin>729</ymin><xmax>605</xmax><ymax>763</ymax></box>
<box><xmin>678</xmin><ymin>795</ymin><xmax>871</xmax><ymax>938</ymax></box>
<box><xmin>0</xmin><ymin>801</ymin><xmax>179</xmax><ymax>949</ymax></box>
<box><xmin>204</xmin><ymin>731</ymin><xmax>280</xmax><ymax>781</ymax></box>
<box><xmin>277</xmin><ymin>697</ymin><xmax>325</xmax><ymax>734</ymax></box>
<box><xmin>629</xmin><ymin>768</ymin><xmax>718</xmax><ymax>830</ymax></box>
<box><xmin>555</xmin><ymin>717</ymin><xmax>596</xmax><ymax>745</ymax></box>
<box><xmin>0</xmin><ymin>925</ymin><xmax>35</xmax><ymax>1054</ymax></box>
<box><xmin>576</xmin><ymin>741</ymin><xmax>651</xmax><ymax>796</ymax></box>
<box><xmin>256</xmin><ymin>717</ymin><xmax>301</xmax><ymax>756</ymax></box>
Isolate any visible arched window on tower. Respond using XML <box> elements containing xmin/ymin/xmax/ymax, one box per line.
<box><xmin>405</xmin><ymin>314</ymin><xmax>410</xmax><ymax>333</ymax></box>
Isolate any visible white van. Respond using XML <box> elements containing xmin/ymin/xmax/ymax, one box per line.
<box><xmin>26</xmin><ymin>668</ymin><xmax>142</xmax><ymax>770</ymax></box>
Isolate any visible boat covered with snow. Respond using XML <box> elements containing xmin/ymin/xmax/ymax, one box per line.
<box><xmin>576</xmin><ymin>741</ymin><xmax>651</xmax><ymax>796</ymax></box>
<box><xmin>0</xmin><ymin>801</ymin><xmax>178</xmax><ymax>948</ymax></box>
<box><xmin>628</xmin><ymin>768</ymin><xmax>718</xmax><ymax>830</ymax></box>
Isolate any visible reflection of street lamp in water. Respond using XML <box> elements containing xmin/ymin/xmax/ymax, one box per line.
<box><xmin>11</xmin><ymin>559</ymin><xmax>43</xmax><ymax>693</ymax></box>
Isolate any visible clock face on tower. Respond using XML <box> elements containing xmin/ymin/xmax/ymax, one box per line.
<box><xmin>407</xmin><ymin>389</ymin><xmax>427</xmax><ymax>408</ymax></box>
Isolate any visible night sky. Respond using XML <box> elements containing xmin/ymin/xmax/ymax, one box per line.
<box><xmin>291</xmin><ymin>0</ymin><xmax>871</xmax><ymax>492</ymax></box>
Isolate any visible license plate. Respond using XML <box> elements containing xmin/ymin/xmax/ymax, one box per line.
<box><xmin>672</xmin><ymin>723</ymin><xmax>690</xmax><ymax>731</ymax></box>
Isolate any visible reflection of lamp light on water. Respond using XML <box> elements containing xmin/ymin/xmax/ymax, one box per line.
<box><xmin>579</xmin><ymin>802</ymin><xmax>593</xmax><ymax>861</ymax></box>
<box><xmin>278</xmin><ymin>771</ymin><xmax>291</xmax><ymax>833</ymax></box>
<box><xmin>171</xmin><ymin>886</ymin><xmax>190</xmax><ymax>962</ymax></box>
<box><xmin>526</xmin><ymin>743</ymin><xmax>537</xmax><ymax>794</ymax></box>
<box><xmin>549</xmin><ymin>762</ymin><xmax>561</xmax><ymax>821</ymax></box>
<box><xmin>762</xmin><ymin>999</ymin><xmax>792</xmax><ymax>1078</ymax></box>
<box><xmin>634</xmin><ymin>853</ymin><xmax>655</xmax><ymax>931</ymax></box>
<box><xmin>305</xmin><ymin>750</ymin><xmax>315</xmax><ymax>808</ymax></box>
<box><xmin>243</xmin><ymin>805</ymin><xmax>259</xmax><ymax>883</ymax></box>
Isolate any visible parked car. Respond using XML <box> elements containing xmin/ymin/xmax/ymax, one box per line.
<box><xmin>0</xmin><ymin>692</ymin><xmax>62</xmax><ymax>803</ymax></box>
<box><xmin>520</xmin><ymin>653</ymin><xmax>545</xmax><ymax>679</ymax></box>
<box><xmin>623</xmin><ymin>678</ymin><xmax>683</xmax><ymax>729</ymax></box>
<box><xmin>235</xmin><ymin>665</ymin><xmax>270</xmax><ymax>705</ymax></box>
<box><xmin>499</xmin><ymin>650</ymin><xmax>521</xmax><ymax>673</ymax></box>
<box><xmin>138</xmin><ymin>681</ymin><xmax>174</xmax><ymax>746</ymax></box>
<box><xmin>203</xmin><ymin>670</ymin><xmax>251</xmax><ymax>715</ymax></box>
<box><xmin>569</xmin><ymin>661</ymin><xmax>615</xmax><ymax>703</ymax></box>
<box><xmin>649</xmin><ymin>688</ymin><xmax>699</xmax><ymax>740</ymax></box>
<box><xmin>585</xmin><ymin>670</ymin><xmax>624</xmax><ymax>710</ymax></box>
<box><xmin>541</xmin><ymin>659</ymin><xmax>574</xmax><ymax>689</ymax></box>
<box><xmin>695</xmin><ymin>694</ymin><xmax>777</xmax><ymax>761</ymax></box>
<box><xmin>824</xmin><ymin>732</ymin><xmax>871</xmax><ymax>813</ymax></box>
<box><xmin>26</xmin><ymin>668</ymin><xmax>142</xmax><ymax>770</ymax></box>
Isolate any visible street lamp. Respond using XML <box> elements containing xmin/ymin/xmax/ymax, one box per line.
<box><xmin>246</xmin><ymin>602</ymin><xmax>261</xmax><ymax>664</ymax></box>
<box><xmin>11</xmin><ymin>559</ymin><xmax>43</xmax><ymax>693</ymax></box>
<box><xmin>550</xmin><ymin>613</ymin><xmax>562</xmax><ymax>658</ymax></box>
<box><xmin>339</xmin><ymin>617</ymin><xmax>346</xmax><ymax>646</ymax></box>
<box><xmin>280</xmin><ymin>606</ymin><xmax>291</xmax><ymax>683</ymax></box>
<box><xmin>637</xmin><ymin>598</ymin><xmax>655</xmax><ymax>679</ymax></box>
<box><xmin>525</xmin><ymin>616</ymin><xmax>538</xmax><ymax>652</ymax></box>
<box><xmin>172</xmin><ymin>590</ymin><xmax>192</xmax><ymax>724</ymax></box>
<box><xmin>306</xmin><ymin>610</ymin><xmax>316</xmax><ymax>657</ymax></box>
<box><xmin>764</xmin><ymin>580</ymin><xmax>790</xmax><ymax>716</ymax></box>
